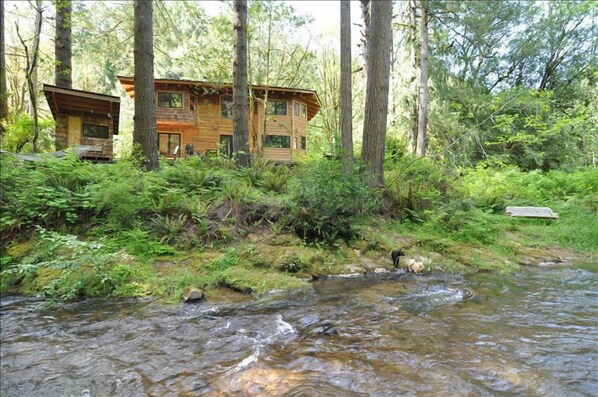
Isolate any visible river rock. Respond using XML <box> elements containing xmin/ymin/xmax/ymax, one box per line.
<box><xmin>314</xmin><ymin>320</ymin><xmax>339</xmax><ymax>336</ymax></box>
<box><xmin>183</xmin><ymin>287</ymin><xmax>204</xmax><ymax>303</ymax></box>
<box><xmin>372</xmin><ymin>267</ymin><xmax>389</xmax><ymax>274</ymax></box>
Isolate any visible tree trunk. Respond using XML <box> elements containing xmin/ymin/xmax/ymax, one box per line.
<box><xmin>18</xmin><ymin>1</ymin><xmax>42</xmax><ymax>152</ymax></box>
<box><xmin>133</xmin><ymin>0</ymin><xmax>158</xmax><ymax>171</ymax></box>
<box><xmin>233</xmin><ymin>0</ymin><xmax>249</xmax><ymax>167</ymax></box>
<box><xmin>416</xmin><ymin>3</ymin><xmax>429</xmax><ymax>158</ymax></box>
<box><xmin>359</xmin><ymin>0</ymin><xmax>370</xmax><ymax>87</ymax></box>
<box><xmin>0</xmin><ymin>0</ymin><xmax>8</xmax><ymax>135</ymax></box>
<box><xmin>260</xmin><ymin>2</ymin><xmax>273</xmax><ymax>157</ymax></box>
<box><xmin>407</xmin><ymin>0</ymin><xmax>418</xmax><ymax>155</ymax></box>
<box><xmin>340</xmin><ymin>0</ymin><xmax>353</xmax><ymax>163</ymax></box>
<box><xmin>55</xmin><ymin>0</ymin><xmax>72</xmax><ymax>88</ymax></box>
<box><xmin>361</xmin><ymin>0</ymin><xmax>392</xmax><ymax>187</ymax></box>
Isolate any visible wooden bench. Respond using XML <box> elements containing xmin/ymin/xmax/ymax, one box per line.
<box><xmin>505</xmin><ymin>206</ymin><xmax>559</xmax><ymax>219</ymax></box>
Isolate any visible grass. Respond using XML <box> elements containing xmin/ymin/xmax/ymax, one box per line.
<box><xmin>1</xmin><ymin>155</ymin><xmax>596</xmax><ymax>302</ymax></box>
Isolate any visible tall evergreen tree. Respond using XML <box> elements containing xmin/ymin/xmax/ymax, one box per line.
<box><xmin>340</xmin><ymin>0</ymin><xmax>353</xmax><ymax>162</ymax></box>
<box><xmin>416</xmin><ymin>2</ymin><xmax>429</xmax><ymax>157</ymax></box>
<box><xmin>233</xmin><ymin>0</ymin><xmax>249</xmax><ymax>167</ymax></box>
<box><xmin>133</xmin><ymin>0</ymin><xmax>158</xmax><ymax>170</ymax></box>
<box><xmin>0</xmin><ymin>0</ymin><xmax>7</xmax><ymax>135</ymax></box>
<box><xmin>361</xmin><ymin>0</ymin><xmax>392</xmax><ymax>187</ymax></box>
<box><xmin>359</xmin><ymin>0</ymin><xmax>370</xmax><ymax>87</ymax></box>
<box><xmin>55</xmin><ymin>0</ymin><xmax>72</xmax><ymax>88</ymax></box>
<box><xmin>407</xmin><ymin>0</ymin><xmax>419</xmax><ymax>155</ymax></box>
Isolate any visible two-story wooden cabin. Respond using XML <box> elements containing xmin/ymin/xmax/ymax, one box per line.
<box><xmin>118</xmin><ymin>77</ymin><xmax>320</xmax><ymax>163</ymax></box>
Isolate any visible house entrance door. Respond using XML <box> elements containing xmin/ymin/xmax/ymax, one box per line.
<box><xmin>67</xmin><ymin>116</ymin><xmax>81</xmax><ymax>146</ymax></box>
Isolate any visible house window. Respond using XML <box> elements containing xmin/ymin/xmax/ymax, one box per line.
<box><xmin>293</xmin><ymin>102</ymin><xmax>306</xmax><ymax>118</ymax></box>
<box><xmin>158</xmin><ymin>132</ymin><xmax>181</xmax><ymax>157</ymax></box>
<box><xmin>301</xmin><ymin>136</ymin><xmax>307</xmax><ymax>150</ymax></box>
<box><xmin>221</xmin><ymin>95</ymin><xmax>233</xmax><ymax>118</ymax></box>
<box><xmin>266</xmin><ymin>100</ymin><xmax>287</xmax><ymax>115</ymax></box>
<box><xmin>264</xmin><ymin>135</ymin><xmax>290</xmax><ymax>148</ymax></box>
<box><xmin>190</xmin><ymin>95</ymin><xmax>198</xmax><ymax>112</ymax></box>
<box><xmin>220</xmin><ymin>135</ymin><xmax>233</xmax><ymax>157</ymax></box>
<box><xmin>158</xmin><ymin>92</ymin><xmax>183</xmax><ymax>108</ymax></box>
<box><xmin>83</xmin><ymin>123</ymin><xmax>109</xmax><ymax>139</ymax></box>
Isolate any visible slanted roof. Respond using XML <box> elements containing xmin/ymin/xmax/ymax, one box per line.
<box><xmin>43</xmin><ymin>84</ymin><xmax>121</xmax><ymax>135</ymax></box>
<box><xmin>117</xmin><ymin>76</ymin><xmax>321</xmax><ymax>121</ymax></box>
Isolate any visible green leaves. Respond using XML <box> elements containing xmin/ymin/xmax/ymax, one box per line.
<box><xmin>285</xmin><ymin>159</ymin><xmax>378</xmax><ymax>242</ymax></box>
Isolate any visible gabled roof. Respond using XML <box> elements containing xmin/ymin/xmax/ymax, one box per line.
<box><xmin>43</xmin><ymin>84</ymin><xmax>121</xmax><ymax>135</ymax></box>
<box><xmin>117</xmin><ymin>76</ymin><xmax>321</xmax><ymax>121</ymax></box>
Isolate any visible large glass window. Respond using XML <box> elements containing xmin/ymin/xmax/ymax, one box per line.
<box><xmin>158</xmin><ymin>92</ymin><xmax>183</xmax><ymax>108</ymax></box>
<box><xmin>266</xmin><ymin>100</ymin><xmax>287</xmax><ymax>115</ymax></box>
<box><xmin>221</xmin><ymin>95</ymin><xmax>233</xmax><ymax>118</ymax></box>
<box><xmin>83</xmin><ymin>123</ymin><xmax>109</xmax><ymax>139</ymax></box>
<box><xmin>264</xmin><ymin>135</ymin><xmax>290</xmax><ymax>148</ymax></box>
<box><xmin>158</xmin><ymin>133</ymin><xmax>181</xmax><ymax>156</ymax></box>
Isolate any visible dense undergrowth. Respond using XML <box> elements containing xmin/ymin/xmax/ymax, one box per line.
<box><xmin>1</xmin><ymin>153</ymin><xmax>596</xmax><ymax>302</ymax></box>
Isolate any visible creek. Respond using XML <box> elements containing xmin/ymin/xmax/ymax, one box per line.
<box><xmin>1</xmin><ymin>265</ymin><xmax>597</xmax><ymax>396</ymax></box>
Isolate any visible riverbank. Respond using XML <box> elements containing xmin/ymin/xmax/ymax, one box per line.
<box><xmin>1</xmin><ymin>155</ymin><xmax>596</xmax><ymax>302</ymax></box>
<box><xmin>2</xmin><ymin>215</ymin><xmax>595</xmax><ymax>303</ymax></box>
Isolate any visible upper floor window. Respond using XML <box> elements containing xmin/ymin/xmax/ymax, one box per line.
<box><xmin>221</xmin><ymin>95</ymin><xmax>233</xmax><ymax>118</ymax></box>
<box><xmin>83</xmin><ymin>123</ymin><xmax>109</xmax><ymax>139</ymax></box>
<box><xmin>190</xmin><ymin>95</ymin><xmax>198</xmax><ymax>112</ymax></box>
<box><xmin>267</xmin><ymin>100</ymin><xmax>287</xmax><ymax>116</ymax></box>
<box><xmin>158</xmin><ymin>92</ymin><xmax>183</xmax><ymax>108</ymax></box>
<box><xmin>293</xmin><ymin>102</ymin><xmax>306</xmax><ymax>118</ymax></box>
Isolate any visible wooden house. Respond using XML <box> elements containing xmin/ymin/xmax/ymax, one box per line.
<box><xmin>43</xmin><ymin>84</ymin><xmax>121</xmax><ymax>161</ymax></box>
<box><xmin>118</xmin><ymin>76</ymin><xmax>321</xmax><ymax>163</ymax></box>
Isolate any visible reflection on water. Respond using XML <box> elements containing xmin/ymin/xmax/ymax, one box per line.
<box><xmin>1</xmin><ymin>265</ymin><xmax>597</xmax><ymax>396</ymax></box>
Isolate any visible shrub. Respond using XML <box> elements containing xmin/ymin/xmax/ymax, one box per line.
<box><xmin>458</xmin><ymin>166</ymin><xmax>598</xmax><ymax>212</ymax></box>
<box><xmin>430</xmin><ymin>199</ymin><xmax>500</xmax><ymax>244</ymax></box>
<box><xmin>89</xmin><ymin>160</ymin><xmax>155</xmax><ymax>228</ymax></box>
<box><xmin>0</xmin><ymin>155</ymin><xmax>98</xmax><ymax>237</ymax></box>
<box><xmin>285</xmin><ymin>159</ymin><xmax>377</xmax><ymax>242</ymax></box>
<box><xmin>150</xmin><ymin>214</ymin><xmax>188</xmax><ymax>243</ymax></box>
<box><xmin>384</xmin><ymin>157</ymin><xmax>455</xmax><ymax>221</ymax></box>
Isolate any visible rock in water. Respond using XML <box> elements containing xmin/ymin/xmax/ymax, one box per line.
<box><xmin>183</xmin><ymin>287</ymin><xmax>204</xmax><ymax>303</ymax></box>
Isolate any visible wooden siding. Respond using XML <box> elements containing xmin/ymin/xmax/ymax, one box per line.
<box><xmin>155</xmin><ymin>84</ymin><xmax>196</xmax><ymax>125</ymax></box>
<box><xmin>263</xmin><ymin>148</ymin><xmax>293</xmax><ymax>163</ymax></box>
<box><xmin>122</xmin><ymin>80</ymin><xmax>316</xmax><ymax>162</ymax></box>
<box><xmin>55</xmin><ymin>111</ymin><xmax>114</xmax><ymax>160</ymax></box>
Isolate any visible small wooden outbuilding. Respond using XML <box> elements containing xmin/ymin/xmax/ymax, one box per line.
<box><xmin>43</xmin><ymin>84</ymin><xmax>120</xmax><ymax>161</ymax></box>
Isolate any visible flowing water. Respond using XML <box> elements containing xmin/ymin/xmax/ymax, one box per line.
<box><xmin>1</xmin><ymin>265</ymin><xmax>597</xmax><ymax>396</ymax></box>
